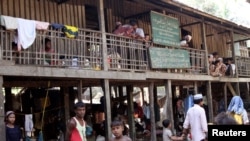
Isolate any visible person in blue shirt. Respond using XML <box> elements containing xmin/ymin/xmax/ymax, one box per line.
<box><xmin>5</xmin><ymin>111</ymin><xmax>23</xmax><ymax>141</ymax></box>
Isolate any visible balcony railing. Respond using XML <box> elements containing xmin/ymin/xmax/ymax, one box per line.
<box><xmin>236</xmin><ymin>56</ymin><xmax>250</xmax><ymax>77</ymax></box>
<box><xmin>0</xmin><ymin>27</ymin><xmax>207</xmax><ymax>75</ymax></box>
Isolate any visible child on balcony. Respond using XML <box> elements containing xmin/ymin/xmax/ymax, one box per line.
<box><xmin>43</xmin><ymin>38</ymin><xmax>56</xmax><ymax>65</ymax></box>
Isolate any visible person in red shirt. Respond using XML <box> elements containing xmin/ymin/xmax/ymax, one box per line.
<box><xmin>65</xmin><ymin>101</ymin><xmax>87</xmax><ymax>141</ymax></box>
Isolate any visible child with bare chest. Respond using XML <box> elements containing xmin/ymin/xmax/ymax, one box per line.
<box><xmin>109</xmin><ymin>118</ymin><xmax>132</xmax><ymax>141</ymax></box>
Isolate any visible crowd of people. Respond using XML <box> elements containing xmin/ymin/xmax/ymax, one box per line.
<box><xmin>5</xmin><ymin>94</ymin><xmax>250</xmax><ymax>141</ymax></box>
<box><xmin>208</xmin><ymin>52</ymin><xmax>235</xmax><ymax>77</ymax></box>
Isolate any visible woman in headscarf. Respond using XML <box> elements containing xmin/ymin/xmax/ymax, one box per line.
<box><xmin>227</xmin><ymin>96</ymin><xmax>249</xmax><ymax>125</ymax></box>
<box><xmin>5</xmin><ymin>111</ymin><xmax>23</xmax><ymax>141</ymax></box>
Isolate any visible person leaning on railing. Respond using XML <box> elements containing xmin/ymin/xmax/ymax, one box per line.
<box><xmin>41</xmin><ymin>38</ymin><xmax>62</xmax><ymax>66</ymax></box>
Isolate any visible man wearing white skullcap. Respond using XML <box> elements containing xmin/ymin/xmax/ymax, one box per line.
<box><xmin>182</xmin><ymin>94</ymin><xmax>208</xmax><ymax>141</ymax></box>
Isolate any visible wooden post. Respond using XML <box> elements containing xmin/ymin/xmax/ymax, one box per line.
<box><xmin>246</xmin><ymin>82</ymin><xmax>250</xmax><ymax>101</ymax></box>
<box><xmin>149</xmin><ymin>82</ymin><xmax>157</xmax><ymax>141</ymax></box>
<box><xmin>0</xmin><ymin>76</ymin><xmax>6</xmax><ymax>141</ymax></box>
<box><xmin>118</xmin><ymin>86</ymin><xmax>123</xmax><ymax>97</ymax></box>
<box><xmin>62</xmin><ymin>87</ymin><xmax>70</xmax><ymax>123</ymax></box>
<box><xmin>98</xmin><ymin>0</ymin><xmax>108</xmax><ymax>71</ymax></box>
<box><xmin>201</xmin><ymin>19</ymin><xmax>209</xmax><ymax>74</ymax></box>
<box><xmin>126</xmin><ymin>85</ymin><xmax>135</xmax><ymax>141</ymax></box>
<box><xmin>164</xmin><ymin>80</ymin><xmax>174</xmax><ymax>131</ymax></box>
<box><xmin>236</xmin><ymin>82</ymin><xmax>240</xmax><ymax>95</ymax></box>
<box><xmin>194</xmin><ymin>81</ymin><xmax>198</xmax><ymax>94</ymax></box>
<box><xmin>223</xmin><ymin>83</ymin><xmax>228</xmax><ymax>111</ymax></box>
<box><xmin>102</xmin><ymin>79</ymin><xmax>112</xmax><ymax>140</ymax></box>
<box><xmin>230</xmin><ymin>30</ymin><xmax>240</xmax><ymax>95</ymax></box>
<box><xmin>4</xmin><ymin>87</ymin><xmax>12</xmax><ymax>111</ymax></box>
<box><xmin>77</xmin><ymin>80</ymin><xmax>82</xmax><ymax>101</ymax></box>
<box><xmin>206</xmin><ymin>81</ymin><xmax>213</xmax><ymax>123</ymax></box>
<box><xmin>90</xmin><ymin>87</ymin><xmax>93</xmax><ymax>106</ymax></box>
<box><xmin>141</xmin><ymin>87</ymin><xmax>145</xmax><ymax>103</ymax></box>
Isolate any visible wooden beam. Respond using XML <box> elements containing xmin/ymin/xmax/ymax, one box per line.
<box><xmin>90</xmin><ymin>87</ymin><xmax>93</xmax><ymax>106</ymax></box>
<box><xmin>0</xmin><ymin>76</ymin><xmax>5</xmax><ymax>141</ymax></box>
<box><xmin>206</xmin><ymin>30</ymin><xmax>229</xmax><ymax>37</ymax></box>
<box><xmin>223</xmin><ymin>83</ymin><xmax>227</xmax><ymax>111</ymax></box>
<box><xmin>246</xmin><ymin>82</ymin><xmax>250</xmax><ymax>101</ymax></box>
<box><xmin>3</xmin><ymin>80</ymin><xmax>79</xmax><ymax>87</ymax></box>
<box><xmin>226</xmin><ymin>82</ymin><xmax>236</xmax><ymax>96</ymax></box>
<box><xmin>98</xmin><ymin>0</ymin><xmax>108</xmax><ymax>71</ymax></box>
<box><xmin>180</xmin><ymin>21</ymin><xmax>200</xmax><ymax>28</ymax></box>
<box><xmin>103</xmin><ymin>79</ymin><xmax>112</xmax><ymax>140</ymax></box>
<box><xmin>149</xmin><ymin>82</ymin><xmax>157</xmax><ymax>141</ymax></box>
<box><xmin>0</xmin><ymin>66</ymin><xmax>146</xmax><ymax>80</ymax></box>
<box><xmin>165</xmin><ymin>80</ymin><xmax>174</xmax><ymax>131</ymax></box>
<box><xmin>62</xmin><ymin>87</ymin><xmax>70</xmax><ymax>129</ymax></box>
<box><xmin>201</xmin><ymin>20</ymin><xmax>210</xmax><ymax>74</ymax></box>
<box><xmin>124</xmin><ymin>11</ymin><xmax>150</xmax><ymax>19</ymax></box>
<box><xmin>206</xmin><ymin>81</ymin><xmax>213</xmax><ymax>123</ymax></box>
<box><xmin>77</xmin><ymin>80</ymin><xmax>82</xmax><ymax>101</ymax></box>
<box><xmin>234</xmin><ymin>37</ymin><xmax>250</xmax><ymax>43</ymax></box>
<box><xmin>126</xmin><ymin>85</ymin><xmax>136</xmax><ymax>141</ymax></box>
<box><xmin>194</xmin><ymin>81</ymin><xmax>198</xmax><ymax>94</ymax></box>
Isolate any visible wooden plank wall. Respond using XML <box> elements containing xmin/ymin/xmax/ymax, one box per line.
<box><xmin>0</xmin><ymin>0</ymin><xmax>231</xmax><ymax>57</ymax></box>
<box><xmin>205</xmin><ymin>25</ymin><xmax>231</xmax><ymax>57</ymax></box>
<box><xmin>0</xmin><ymin>0</ymin><xmax>94</xmax><ymax>28</ymax></box>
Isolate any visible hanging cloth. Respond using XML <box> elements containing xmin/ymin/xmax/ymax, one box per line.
<box><xmin>25</xmin><ymin>114</ymin><xmax>34</xmax><ymax>137</ymax></box>
<box><xmin>35</xmin><ymin>21</ymin><xmax>50</xmax><ymax>30</ymax></box>
<box><xmin>38</xmin><ymin>81</ymin><xmax>50</xmax><ymax>141</ymax></box>
<box><xmin>0</xmin><ymin>15</ymin><xmax>18</xmax><ymax>30</ymax></box>
<box><xmin>17</xmin><ymin>18</ymin><xmax>36</xmax><ymax>50</ymax></box>
<box><xmin>63</xmin><ymin>25</ymin><xmax>78</xmax><ymax>38</ymax></box>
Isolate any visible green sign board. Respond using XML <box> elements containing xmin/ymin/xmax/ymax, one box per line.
<box><xmin>150</xmin><ymin>11</ymin><xmax>180</xmax><ymax>47</ymax></box>
<box><xmin>149</xmin><ymin>48</ymin><xmax>190</xmax><ymax>69</ymax></box>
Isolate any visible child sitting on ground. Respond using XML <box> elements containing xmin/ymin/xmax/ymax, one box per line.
<box><xmin>162</xmin><ymin>119</ymin><xmax>183</xmax><ymax>141</ymax></box>
<box><xmin>109</xmin><ymin>117</ymin><xmax>132</xmax><ymax>141</ymax></box>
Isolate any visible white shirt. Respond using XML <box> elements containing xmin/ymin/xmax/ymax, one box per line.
<box><xmin>143</xmin><ymin>105</ymin><xmax>150</xmax><ymax>119</ymax></box>
<box><xmin>135</xmin><ymin>28</ymin><xmax>145</xmax><ymax>38</ymax></box>
<box><xmin>73</xmin><ymin>117</ymin><xmax>87</xmax><ymax>141</ymax></box>
<box><xmin>163</xmin><ymin>128</ymin><xmax>172</xmax><ymax>141</ymax></box>
<box><xmin>183</xmin><ymin>104</ymin><xmax>208</xmax><ymax>141</ymax></box>
<box><xmin>180</xmin><ymin>40</ymin><xmax>188</xmax><ymax>47</ymax></box>
<box><xmin>96</xmin><ymin>135</ymin><xmax>105</xmax><ymax>141</ymax></box>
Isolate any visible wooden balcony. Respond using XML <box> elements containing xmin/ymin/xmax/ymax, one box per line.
<box><xmin>0</xmin><ymin>27</ymin><xmax>207</xmax><ymax>75</ymax></box>
<box><xmin>236</xmin><ymin>56</ymin><xmax>250</xmax><ymax>77</ymax></box>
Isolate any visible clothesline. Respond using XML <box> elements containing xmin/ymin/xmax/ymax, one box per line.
<box><xmin>0</xmin><ymin>15</ymin><xmax>79</xmax><ymax>50</ymax></box>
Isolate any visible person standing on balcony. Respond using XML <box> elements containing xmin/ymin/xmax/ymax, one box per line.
<box><xmin>129</xmin><ymin>19</ymin><xmax>145</xmax><ymax>40</ymax></box>
<box><xmin>217</xmin><ymin>58</ymin><xmax>227</xmax><ymax>76</ymax></box>
<box><xmin>208</xmin><ymin>54</ymin><xmax>215</xmax><ymax>75</ymax></box>
<box><xmin>180</xmin><ymin>35</ymin><xmax>192</xmax><ymax>47</ymax></box>
<box><xmin>112</xmin><ymin>21</ymin><xmax>133</xmax><ymax>37</ymax></box>
<box><xmin>143</xmin><ymin>34</ymin><xmax>152</xmax><ymax>65</ymax></box>
<box><xmin>42</xmin><ymin>38</ymin><xmax>59</xmax><ymax>66</ymax></box>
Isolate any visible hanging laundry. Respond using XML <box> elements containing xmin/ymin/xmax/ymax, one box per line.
<box><xmin>17</xmin><ymin>18</ymin><xmax>36</xmax><ymax>50</ymax></box>
<box><xmin>63</xmin><ymin>25</ymin><xmax>78</xmax><ymax>38</ymax></box>
<box><xmin>51</xmin><ymin>23</ymin><xmax>65</xmax><ymax>37</ymax></box>
<box><xmin>35</xmin><ymin>21</ymin><xmax>50</xmax><ymax>30</ymax></box>
<box><xmin>184</xmin><ymin>94</ymin><xmax>194</xmax><ymax>114</ymax></box>
<box><xmin>51</xmin><ymin>23</ymin><xmax>64</xmax><ymax>29</ymax></box>
<box><xmin>0</xmin><ymin>15</ymin><xmax>18</xmax><ymax>30</ymax></box>
<box><xmin>25</xmin><ymin>114</ymin><xmax>34</xmax><ymax>137</ymax></box>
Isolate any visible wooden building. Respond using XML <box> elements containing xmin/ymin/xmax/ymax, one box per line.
<box><xmin>1</xmin><ymin>0</ymin><xmax>250</xmax><ymax>140</ymax></box>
